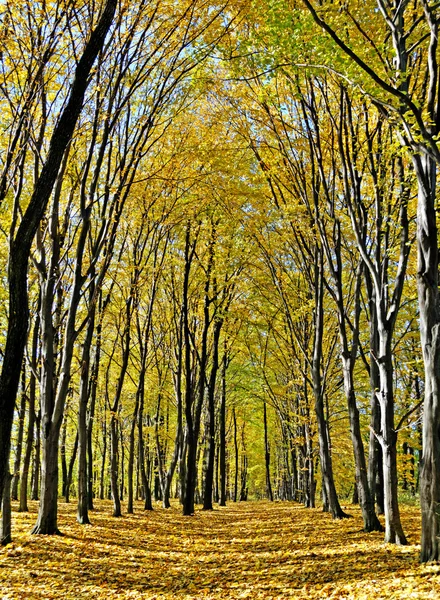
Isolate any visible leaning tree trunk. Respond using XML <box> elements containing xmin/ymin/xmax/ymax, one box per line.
<box><xmin>342</xmin><ymin>353</ymin><xmax>382</xmax><ymax>531</ymax></box>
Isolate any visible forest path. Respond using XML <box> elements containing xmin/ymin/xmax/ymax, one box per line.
<box><xmin>0</xmin><ymin>499</ymin><xmax>438</xmax><ymax>599</ymax></box>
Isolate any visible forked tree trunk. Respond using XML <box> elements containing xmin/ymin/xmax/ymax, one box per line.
<box><xmin>65</xmin><ymin>431</ymin><xmax>78</xmax><ymax>504</ymax></box>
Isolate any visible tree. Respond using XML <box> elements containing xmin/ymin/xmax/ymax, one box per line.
<box><xmin>297</xmin><ymin>0</ymin><xmax>440</xmax><ymax>562</ymax></box>
<box><xmin>0</xmin><ymin>0</ymin><xmax>117</xmax><ymax>527</ymax></box>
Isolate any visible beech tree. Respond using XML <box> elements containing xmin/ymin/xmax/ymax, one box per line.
<box><xmin>296</xmin><ymin>0</ymin><xmax>440</xmax><ymax>563</ymax></box>
<box><xmin>0</xmin><ymin>0</ymin><xmax>117</xmax><ymax>521</ymax></box>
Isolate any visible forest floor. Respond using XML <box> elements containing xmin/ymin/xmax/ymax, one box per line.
<box><xmin>0</xmin><ymin>499</ymin><xmax>439</xmax><ymax>599</ymax></box>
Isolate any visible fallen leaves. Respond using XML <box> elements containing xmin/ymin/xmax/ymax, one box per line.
<box><xmin>0</xmin><ymin>500</ymin><xmax>439</xmax><ymax>599</ymax></box>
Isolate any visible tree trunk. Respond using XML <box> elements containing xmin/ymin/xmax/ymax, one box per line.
<box><xmin>31</xmin><ymin>410</ymin><xmax>41</xmax><ymax>501</ymax></box>
<box><xmin>87</xmin><ymin>316</ymin><xmax>102</xmax><ymax>510</ymax></box>
<box><xmin>32</xmin><ymin>426</ymin><xmax>62</xmax><ymax>534</ymax></box>
<box><xmin>413</xmin><ymin>154</ymin><xmax>440</xmax><ymax>561</ymax></box>
<box><xmin>127</xmin><ymin>394</ymin><xmax>139</xmax><ymax>514</ymax></box>
<box><xmin>203</xmin><ymin>319</ymin><xmax>222</xmax><ymax>510</ymax></box>
<box><xmin>376</xmin><ymin>342</ymin><xmax>407</xmax><ymax>544</ymax></box>
<box><xmin>218</xmin><ymin>349</ymin><xmax>227</xmax><ymax>507</ymax></box>
<box><xmin>77</xmin><ymin>292</ymin><xmax>96</xmax><ymax>524</ymax></box>
<box><xmin>65</xmin><ymin>431</ymin><xmax>78</xmax><ymax>504</ymax></box>
<box><xmin>263</xmin><ymin>398</ymin><xmax>273</xmax><ymax>501</ymax></box>
<box><xmin>110</xmin><ymin>415</ymin><xmax>121</xmax><ymax>517</ymax></box>
<box><xmin>100</xmin><ymin>418</ymin><xmax>107</xmax><ymax>500</ymax></box>
<box><xmin>312</xmin><ymin>250</ymin><xmax>348</xmax><ymax>519</ymax></box>
<box><xmin>342</xmin><ymin>353</ymin><xmax>382</xmax><ymax>531</ymax></box>
<box><xmin>233</xmin><ymin>407</ymin><xmax>238</xmax><ymax>502</ymax></box>
<box><xmin>11</xmin><ymin>370</ymin><xmax>26</xmax><ymax>500</ymax></box>
<box><xmin>138</xmin><ymin>378</ymin><xmax>153</xmax><ymax>511</ymax></box>
<box><xmin>182</xmin><ymin>224</ymin><xmax>200</xmax><ymax>516</ymax></box>
<box><xmin>18</xmin><ymin>312</ymin><xmax>39</xmax><ymax>512</ymax></box>
<box><xmin>1</xmin><ymin>473</ymin><xmax>12</xmax><ymax>545</ymax></box>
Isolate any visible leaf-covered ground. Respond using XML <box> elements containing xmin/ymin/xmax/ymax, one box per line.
<box><xmin>1</xmin><ymin>499</ymin><xmax>439</xmax><ymax>599</ymax></box>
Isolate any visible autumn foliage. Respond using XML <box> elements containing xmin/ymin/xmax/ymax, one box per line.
<box><xmin>1</xmin><ymin>500</ymin><xmax>439</xmax><ymax>599</ymax></box>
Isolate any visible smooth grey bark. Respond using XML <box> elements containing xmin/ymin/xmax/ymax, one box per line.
<box><xmin>413</xmin><ymin>152</ymin><xmax>440</xmax><ymax>561</ymax></box>
<box><xmin>365</xmin><ymin>270</ymin><xmax>384</xmax><ymax>515</ymax></box>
